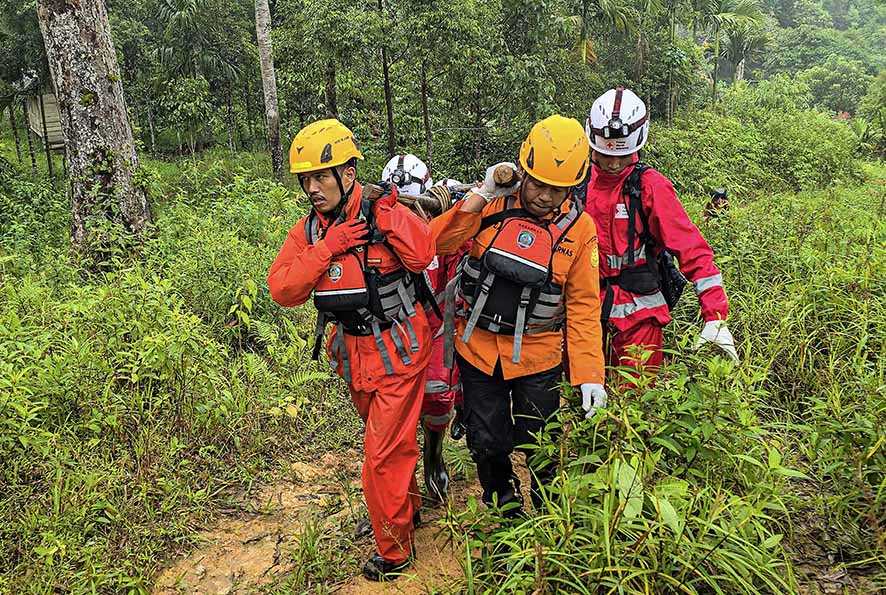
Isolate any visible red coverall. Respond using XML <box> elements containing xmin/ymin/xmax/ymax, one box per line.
<box><xmin>584</xmin><ymin>161</ymin><xmax>728</xmax><ymax>369</ymax></box>
<box><xmin>421</xmin><ymin>246</ymin><xmax>469</xmax><ymax>431</ymax></box>
<box><xmin>267</xmin><ymin>183</ymin><xmax>434</xmax><ymax>563</ymax></box>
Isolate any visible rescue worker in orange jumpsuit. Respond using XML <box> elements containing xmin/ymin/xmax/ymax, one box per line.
<box><xmin>267</xmin><ymin>119</ymin><xmax>434</xmax><ymax>581</ymax></box>
<box><xmin>580</xmin><ymin>88</ymin><xmax>738</xmax><ymax>417</ymax></box>
<box><xmin>431</xmin><ymin>115</ymin><xmax>606</xmax><ymax>513</ymax></box>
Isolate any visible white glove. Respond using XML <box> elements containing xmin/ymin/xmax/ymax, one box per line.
<box><xmin>580</xmin><ymin>383</ymin><xmax>607</xmax><ymax>419</ymax></box>
<box><xmin>473</xmin><ymin>162</ymin><xmax>520</xmax><ymax>201</ymax></box>
<box><xmin>695</xmin><ymin>320</ymin><xmax>739</xmax><ymax>363</ymax></box>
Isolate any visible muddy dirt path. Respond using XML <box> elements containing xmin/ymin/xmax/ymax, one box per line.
<box><xmin>152</xmin><ymin>450</ymin><xmax>477</xmax><ymax>594</ymax></box>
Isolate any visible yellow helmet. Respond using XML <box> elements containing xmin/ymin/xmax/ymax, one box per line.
<box><xmin>289</xmin><ymin>118</ymin><xmax>364</xmax><ymax>174</ymax></box>
<box><xmin>518</xmin><ymin>115</ymin><xmax>590</xmax><ymax>187</ymax></box>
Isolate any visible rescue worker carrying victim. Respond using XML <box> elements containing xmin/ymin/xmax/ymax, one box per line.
<box><xmin>582</xmin><ymin>87</ymin><xmax>738</xmax><ymax>416</ymax></box>
<box><xmin>380</xmin><ymin>155</ymin><xmax>468</xmax><ymax>505</ymax></box>
<box><xmin>267</xmin><ymin>119</ymin><xmax>435</xmax><ymax>581</ymax></box>
<box><xmin>430</xmin><ymin>115</ymin><xmax>606</xmax><ymax>514</ymax></box>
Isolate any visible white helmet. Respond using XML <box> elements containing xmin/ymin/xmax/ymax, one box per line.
<box><xmin>586</xmin><ymin>87</ymin><xmax>649</xmax><ymax>156</ymax></box>
<box><xmin>382</xmin><ymin>154</ymin><xmax>433</xmax><ymax>194</ymax></box>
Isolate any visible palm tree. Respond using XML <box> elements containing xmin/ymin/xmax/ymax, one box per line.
<box><xmin>696</xmin><ymin>0</ymin><xmax>763</xmax><ymax>100</ymax></box>
<box><xmin>723</xmin><ymin>21</ymin><xmax>770</xmax><ymax>82</ymax></box>
<box><xmin>570</xmin><ymin>0</ymin><xmax>635</xmax><ymax>64</ymax></box>
<box><xmin>156</xmin><ymin>0</ymin><xmax>240</xmax><ymax>81</ymax></box>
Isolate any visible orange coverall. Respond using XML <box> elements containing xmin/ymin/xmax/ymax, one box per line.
<box><xmin>268</xmin><ymin>183</ymin><xmax>434</xmax><ymax>563</ymax></box>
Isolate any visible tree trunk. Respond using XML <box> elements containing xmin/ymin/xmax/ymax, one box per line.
<box><xmin>37</xmin><ymin>0</ymin><xmax>151</xmax><ymax>249</ymax></box>
<box><xmin>225</xmin><ymin>87</ymin><xmax>236</xmax><ymax>155</ymax></box>
<box><xmin>255</xmin><ymin>0</ymin><xmax>283</xmax><ymax>179</ymax></box>
<box><xmin>38</xmin><ymin>93</ymin><xmax>55</xmax><ymax>181</ymax></box>
<box><xmin>420</xmin><ymin>60</ymin><xmax>433</xmax><ymax>171</ymax></box>
<box><xmin>243</xmin><ymin>82</ymin><xmax>253</xmax><ymax>148</ymax></box>
<box><xmin>8</xmin><ymin>103</ymin><xmax>23</xmax><ymax>162</ymax></box>
<box><xmin>325</xmin><ymin>60</ymin><xmax>338</xmax><ymax>117</ymax></box>
<box><xmin>22</xmin><ymin>99</ymin><xmax>37</xmax><ymax>175</ymax></box>
<box><xmin>666</xmin><ymin>4</ymin><xmax>675</xmax><ymax>124</ymax></box>
<box><xmin>735</xmin><ymin>58</ymin><xmax>746</xmax><ymax>82</ymax></box>
<box><xmin>146</xmin><ymin>103</ymin><xmax>156</xmax><ymax>152</ymax></box>
<box><xmin>712</xmin><ymin>25</ymin><xmax>720</xmax><ymax>101</ymax></box>
<box><xmin>379</xmin><ymin>0</ymin><xmax>396</xmax><ymax>156</ymax></box>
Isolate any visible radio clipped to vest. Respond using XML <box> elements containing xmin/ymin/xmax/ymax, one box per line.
<box><xmin>453</xmin><ymin>198</ymin><xmax>580</xmax><ymax>364</ymax></box>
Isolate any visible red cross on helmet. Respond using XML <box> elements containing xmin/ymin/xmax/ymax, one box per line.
<box><xmin>585</xmin><ymin>87</ymin><xmax>649</xmax><ymax>156</ymax></box>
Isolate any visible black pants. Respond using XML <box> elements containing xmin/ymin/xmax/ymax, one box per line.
<box><xmin>456</xmin><ymin>354</ymin><xmax>562</xmax><ymax>510</ymax></box>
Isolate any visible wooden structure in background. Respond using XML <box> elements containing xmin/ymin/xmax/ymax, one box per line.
<box><xmin>25</xmin><ymin>92</ymin><xmax>65</xmax><ymax>151</ymax></box>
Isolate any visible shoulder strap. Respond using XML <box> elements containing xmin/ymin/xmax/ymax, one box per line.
<box><xmin>624</xmin><ymin>162</ymin><xmax>652</xmax><ymax>266</ymax></box>
<box><xmin>479</xmin><ymin>195</ymin><xmax>541</xmax><ymax>232</ymax></box>
<box><xmin>359</xmin><ymin>198</ymin><xmax>387</xmax><ymax>244</ymax></box>
<box><xmin>550</xmin><ymin>200</ymin><xmax>582</xmax><ymax>248</ymax></box>
<box><xmin>305</xmin><ymin>211</ymin><xmax>320</xmax><ymax>245</ymax></box>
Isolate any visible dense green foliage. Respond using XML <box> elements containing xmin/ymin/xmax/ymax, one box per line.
<box><xmin>0</xmin><ymin>0</ymin><xmax>884</xmax><ymax>592</ymax></box>
<box><xmin>2</xmin><ymin>123</ymin><xmax>883</xmax><ymax>592</ymax></box>
<box><xmin>2</xmin><ymin>0</ymin><xmax>884</xmax><ymax>169</ymax></box>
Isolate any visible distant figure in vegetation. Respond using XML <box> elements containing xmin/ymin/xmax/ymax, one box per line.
<box><xmin>582</xmin><ymin>87</ymin><xmax>738</xmax><ymax>397</ymax></box>
<box><xmin>431</xmin><ymin>116</ymin><xmax>605</xmax><ymax>515</ymax></box>
<box><xmin>705</xmin><ymin>188</ymin><xmax>729</xmax><ymax>220</ymax></box>
<box><xmin>380</xmin><ymin>155</ymin><xmax>467</xmax><ymax>505</ymax></box>
<box><xmin>267</xmin><ymin>120</ymin><xmax>435</xmax><ymax>581</ymax></box>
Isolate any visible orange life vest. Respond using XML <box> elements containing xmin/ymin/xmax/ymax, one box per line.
<box><xmin>306</xmin><ymin>198</ymin><xmax>436</xmax><ymax>381</ymax></box>
<box><xmin>449</xmin><ymin>197</ymin><xmax>581</xmax><ymax>363</ymax></box>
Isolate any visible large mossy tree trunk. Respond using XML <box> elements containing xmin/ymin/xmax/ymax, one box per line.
<box><xmin>255</xmin><ymin>0</ymin><xmax>283</xmax><ymax>179</ymax></box>
<box><xmin>36</xmin><ymin>0</ymin><xmax>151</xmax><ymax>251</ymax></box>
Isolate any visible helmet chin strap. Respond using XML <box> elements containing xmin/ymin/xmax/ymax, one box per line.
<box><xmin>329</xmin><ymin>166</ymin><xmax>356</xmax><ymax>223</ymax></box>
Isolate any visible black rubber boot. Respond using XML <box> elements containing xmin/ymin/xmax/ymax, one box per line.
<box><xmin>362</xmin><ymin>552</ymin><xmax>412</xmax><ymax>581</ymax></box>
<box><xmin>354</xmin><ymin>509</ymin><xmax>421</xmax><ymax>540</ymax></box>
<box><xmin>423</xmin><ymin>425</ymin><xmax>450</xmax><ymax>504</ymax></box>
<box><xmin>450</xmin><ymin>405</ymin><xmax>466</xmax><ymax>440</ymax></box>
<box><xmin>475</xmin><ymin>454</ymin><xmax>523</xmax><ymax>518</ymax></box>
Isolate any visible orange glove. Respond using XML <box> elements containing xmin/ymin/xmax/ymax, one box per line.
<box><xmin>323</xmin><ymin>220</ymin><xmax>370</xmax><ymax>256</ymax></box>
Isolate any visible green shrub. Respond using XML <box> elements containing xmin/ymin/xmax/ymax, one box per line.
<box><xmin>699</xmin><ymin>178</ymin><xmax>885</xmax><ymax>558</ymax></box>
<box><xmin>0</xmin><ymin>165</ymin><xmax>359</xmax><ymax>591</ymax></box>
<box><xmin>646</xmin><ymin>112</ymin><xmax>776</xmax><ymax>198</ymax></box>
<box><xmin>446</xmin><ymin>357</ymin><xmax>800</xmax><ymax>593</ymax></box>
<box><xmin>444</xmin><ymin>168</ymin><xmax>885</xmax><ymax>593</ymax></box>
<box><xmin>646</xmin><ymin>80</ymin><xmax>859</xmax><ymax>198</ymax></box>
